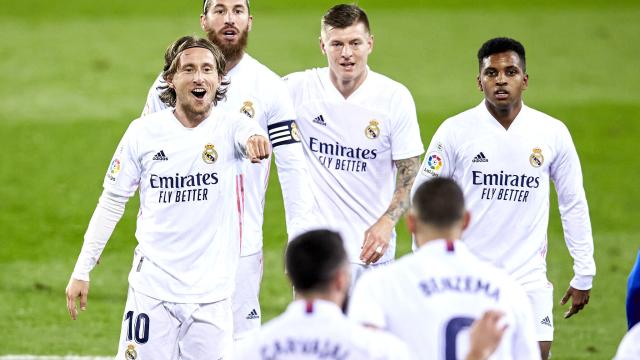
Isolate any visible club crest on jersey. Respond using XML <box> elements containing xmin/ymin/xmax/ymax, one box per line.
<box><xmin>422</xmin><ymin>152</ymin><xmax>443</xmax><ymax>176</ymax></box>
<box><xmin>529</xmin><ymin>147</ymin><xmax>544</xmax><ymax>168</ymax></box>
<box><xmin>365</xmin><ymin>120</ymin><xmax>380</xmax><ymax>139</ymax></box>
<box><xmin>202</xmin><ymin>143</ymin><xmax>218</xmax><ymax>164</ymax></box>
<box><xmin>125</xmin><ymin>344</ymin><xmax>137</xmax><ymax>360</ymax></box>
<box><xmin>291</xmin><ymin>121</ymin><xmax>301</xmax><ymax>142</ymax></box>
<box><xmin>240</xmin><ymin>101</ymin><xmax>255</xmax><ymax>119</ymax></box>
<box><xmin>107</xmin><ymin>158</ymin><xmax>121</xmax><ymax>181</ymax></box>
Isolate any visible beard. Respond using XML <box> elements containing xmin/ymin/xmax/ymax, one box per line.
<box><xmin>208</xmin><ymin>27</ymin><xmax>249</xmax><ymax>67</ymax></box>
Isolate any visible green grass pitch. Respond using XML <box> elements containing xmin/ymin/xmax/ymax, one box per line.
<box><xmin>1</xmin><ymin>0</ymin><xmax>639</xmax><ymax>358</ymax></box>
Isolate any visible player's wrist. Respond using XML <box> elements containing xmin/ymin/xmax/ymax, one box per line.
<box><xmin>570</xmin><ymin>274</ymin><xmax>593</xmax><ymax>290</ymax></box>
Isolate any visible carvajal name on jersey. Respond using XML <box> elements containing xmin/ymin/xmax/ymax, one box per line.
<box><xmin>260</xmin><ymin>338</ymin><xmax>348</xmax><ymax>360</ymax></box>
<box><xmin>309</xmin><ymin>137</ymin><xmax>377</xmax><ymax>173</ymax></box>
<box><xmin>150</xmin><ymin>172</ymin><xmax>219</xmax><ymax>204</ymax></box>
<box><xmin>419</xmin><ymin>276</ymin><xmax>500</xmax><ymax>301</ymax></box>
<box><xmin>472</xmin><ymin>170</ymin><xmax>540</xmax><ymax>203</ymax></box>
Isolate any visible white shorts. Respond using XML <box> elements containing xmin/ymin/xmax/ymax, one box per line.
<box><xmin>115</xmin><ymin>287</ymin><xmax>233</xmax><ymax>360</ymax></box>
<box><xmin>232</xmin><ymin>251</ymin><xmax>263</xmax><ymax>340</ymax></box>
<box><xmin>522</xmin><ymin>281</ymin><xmax>554</xmax><ymax>342</ymax></box>
<box><xmin>349</xmin><ymin>261</ymin><xmax>392</xmax><ymax>294</ymax></box>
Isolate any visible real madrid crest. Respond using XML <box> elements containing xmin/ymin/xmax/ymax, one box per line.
<box><xmin>202</xmin><ymin>143</ymin><xmax>218</xmax><ymax>164</ymax></box>
<box><xmin>290</xmin><ymin>121</ymin><xmax>300</xmax><ymax>142</ymax></box>
<box><xmin>529</xmin><ymin>147</ymin><xmax>544</xmax><ymax>168</ymax></box>
<box><xmin>125</xmin><ymin>344</ymin><xmax>137</xmax><ymax>360</ymax></box>
<box><xmin>240</xmin><ymin>101</ymin><xmax>255</xmax><ymax>119</ymax></box>
<box><xmin>365</xmin><ymin>120</ymin><xmax>380</xmax><ymax>139</ymax></box>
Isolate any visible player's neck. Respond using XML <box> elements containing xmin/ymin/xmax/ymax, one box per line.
<box><xmin>414</xmin><ymin>227</ymin><xmax>461</xmax><ymax>248</ymax></box>
<box><xmin>224</xmin><ymin>51</ymin><xmax>244</xmax><ymax>73</ymax></box>
<box><xmin>330</xmin><ymin>69</ymin><xmax>368</xmax><ymax>99</ymax></box>
<box><xmin>296</xmin><ymin>292</ymin><xmax>344</xmax><ymax>309</ymax></box>
<box><xmin>485</xmin><ymin>100</ymin><xmax>523</xmax><ymax>130</ymax></box>
<box><xmin>173</xmin><ymin>104</ymin><xmax>212</xmax><ymax>128</ymax></box>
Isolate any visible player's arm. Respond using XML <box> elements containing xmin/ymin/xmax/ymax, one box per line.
<box><xmin>233</xmin><ymin>115</ymin><xmax>270</xmax><ymax>162</ymax></box>
<box><xmin>465</xmin><ymin>310</ymin><xmax>507</xmax><ymax>360</ymax></box>
<box><xmin>140</xmin><ymin>73</ymin><xmax>168</xmax><ymax>117</ymax></box>
<box><xmin>268</xmin><ymin>78</ymin><xmax>317</xmax><ymax>239</ymax></box>
<box><xmin>360</xmin><ymin>156</ymin><xmax>420</xmax><ymax>264</ymax></box>
<box><xmin>551</xmin><ymin>124</ymin><xmax>595</xmax><ymax>318</ymax></box>
<box><xmin>66</xmin><ymin>191</ymin><xmax>129</xmax><ymax>320</ymax></box>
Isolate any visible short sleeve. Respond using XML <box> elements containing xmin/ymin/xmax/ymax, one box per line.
<box><xmin>411</xmin><ymin>122</ymin><xmax>454</xmax><ymax>199</ymax></box>
<box><xmin>389</xmin><ymin>85</ymin><xmax>424</xmax><ymax>160</ymax></box>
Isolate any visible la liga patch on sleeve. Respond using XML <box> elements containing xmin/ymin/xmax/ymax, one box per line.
<box><xmin>422</xmin><ymin>152</ymin><xmax>443</xmax><ymax>177</ymax></box>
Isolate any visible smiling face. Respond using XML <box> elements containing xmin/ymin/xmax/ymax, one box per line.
<box><xmin>320</xmin><ymin>22</ymin><xmax>373</xmax><ymax>86</ymax></box>
<box><xmin>478</xmin><ymin>51</ymin><xmax>528</xmax><ymax>112</ymax></box>
<box><xmin>200</xmin><ymin>0</ymin><xmax>252</xmax><ymax>64</ymax></box>
<box><xmin>168</xmin><ymin>47</ymin><xmax>221</xmax><ymax>118</ymax></box>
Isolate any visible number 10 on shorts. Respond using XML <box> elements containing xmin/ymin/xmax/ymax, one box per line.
<box><xmin>125</xmin><ymin>311</ymin><xmax>150</xmax><ymax>344</ymax></box>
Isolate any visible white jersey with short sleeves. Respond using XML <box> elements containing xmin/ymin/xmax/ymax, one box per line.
<box><xmin>349</xmin><ymin>239</ymin><xmax>540</xmax><ymax>360</ymax></box>
<box><xmin>412</xmin><ymin>102</ymin><xmax>595</xmax><ymax>288</ymax></box>
<box><xmin>283</xmin><ymin>68</ymin><xmax>423</xmax><ymax>264</ymax></box>
<box><xmin>101</xmin><ymin>108</ymin><xmax>264</xmax><ymax>303</ymax></box>
<box><xmin>142</xmin><ymin>54</ymin><xmax>314</xmax><ymax>255</ymax></box>
<box><xmin>236</xmin><ymin>299</ymin><xmax>411</xmax><ymax>360</ymax></box>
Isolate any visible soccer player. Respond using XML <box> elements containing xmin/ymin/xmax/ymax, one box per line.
<box><xmin>411</xmin><ymin>37</ymin><xmax>596</xmax><ymax>359</ymax></box>
<box><xmin>65</xmin><ymin>36</ymin><xmax>270</xmax><ymax>359</ymax></box>
<box><xmin>283</xmin><ymin>4</ymin><xmax>424</xmax><ymax>284</ymax></box>
<box><xmin>626</xmin><ymin>249</ymin><xmax>640</xmax><ymax>329</ymax></box>
<box><xmin>142</xmin><ymin>0</ymin><xmax>315</xmax><ymax>340</ymax></box>
<box><xmin>614</xmin><ymin>322</ymin><xmax>640</xmax><ymax>360</ymax></box>
<box><xmin>236</xmin><ymin>229</ymin><xmax>411</xmax><ymax>359</ymax></box>
<box><xmin>349</xmin><ymin>178</ymin><xmax>540</xmax><ymax>359</ymax></box>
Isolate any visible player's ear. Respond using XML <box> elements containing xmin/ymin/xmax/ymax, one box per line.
<box><xmin>319</xmin><ymin>37</ymin><xmax>327</xmax><ymax>55</ymax></box>
<box><xmin>406</xmin><ymin>209</ymin><xmax>417</xmax><ymax>234</ymax></box>
<box><xmin>367</xmin><ymin>34</ymin><xmax>374</xmax><ymax>53</ymax></box>
<box><xmin>477</xmin><ymin>75</ymin><xmax>483</xmax><ymax>92</ymax></box>
<box><xmin>247</xmin><ymin>14</ymin><xmax>253</xmax><ymax>32</ymax></box>
<box><xmin>200</xmin><ymin>14</ymin><xmax>207</xmax><ymax>32</ymax></box>
<box><xmin>462</xmin><ymin>210</ymin><xmax>471</xmax><ymax>231</ymax></box>
<box><xmin>522</xmin><ymin>73</ymin><xmax>529</xmax><ymax>91</ymax></box>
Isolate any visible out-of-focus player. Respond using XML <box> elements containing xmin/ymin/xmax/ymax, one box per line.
<box><xmin>237</xmin><ymin>229</ymin><xmax>507</xmax><ymax>360</ymax></box>
<box><xmin>142</xmin><ymin>0</ymin><xmax>315</xmax><ymax>340</ymax></box>
<box><xmin>349</xmin><ymin>178</ymin><xmax>540</xmax><ymax>360</ymax></box>
<box><xmin>236</xmin><ymin>229</ymin><xmax>411</xmax><ymax>359</ymax></box>
<box><xmin>626</xmin><ymin>249</ymin><xmax>640</xmax><ymax>329</ymax></box>
<box><xmin>65</xmin><ymin>36</ymin><xmax>270</xmax><ymax>359</ymax></box>
<box><xmin>411</xmin><ymin>37</ymin><xmax>596</xmax><ymax>359</ymax></box>
<box><xmin>283</xmin><ymin>4</ymin><xmax>423</xmax><ymax>285</ymax></box>
<box><xmin>614</xmin><ymin>322</ymin><xmax>640</xmax><ymax>360</ymax></box>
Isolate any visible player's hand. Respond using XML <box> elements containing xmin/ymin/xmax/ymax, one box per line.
<box><xmin>246</xmin><ymin>135</ymin><xmax>271</xmax><ymax>163</ymax></box>
<box><xmin>560</xmin><ymin>286</ymin><xmax>590</xmax><ymax>319</ymax></box>
<box><xmin>360</xmin><ymin>216</ymin><xmax>394</xmax><ymax>265</ymax></box>
<box><xmin>65</xmin><ymin>278</ymin><xmax>90</xmax><ymax>320</ymax></box>
<box><xmin>466</xmin><ymin>310</ymin><xmax>507</xmax><ymax>360</ymax></box>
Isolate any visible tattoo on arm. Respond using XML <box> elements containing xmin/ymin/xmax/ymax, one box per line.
<box><xmin>383</xmin><ymin>156</ymin><xmax>421</xmax><ymax>223</ymax></box>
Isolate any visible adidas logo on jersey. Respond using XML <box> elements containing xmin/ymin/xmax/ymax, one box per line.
<box><xmin>152</xmin><ymin>150</ymin><xmax>168</xmax><ymax>161</ymax></box>
<box><xmin>313</xmin><ymin>114</ymin><xmax>326</xmax><ymax>126</ymax></box>
<box><xmin>246</xmin><ymin>309</ymin><xmax>260</xmax><ymax>320</ymax></box>
<box><xmin>540</xmin><ymin>316</ymin><xmax>552</xmax><ymax>327</ymax></box>
<box><xmin>472</xmin><ymin>152</ymin><xmax>488</xmax><ymax>163</ymax></box>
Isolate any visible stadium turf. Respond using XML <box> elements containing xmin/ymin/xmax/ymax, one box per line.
<box><xmin>1</xmin><ymin>0</ymin><xmax>638</xmax><ymax>358</ymax></box>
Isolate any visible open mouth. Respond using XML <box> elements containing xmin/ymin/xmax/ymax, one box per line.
<box><xmin>192</xmin><ymin>88</ymin><xmax>207</xmax><ymax>99</ymax></box>
<box><xmin>221</xmin><ymin>28</ymin><xmax>238</xmax><ymax>40</ymax></box>
<box><xmin>495</xmin><ymin>89</ymin><xmax>509</xmax><ymax>99</ymax></box>
<box><xmin>340</xmin><ymin>62</ymin><xmax>355</xmax><ymax>70</ymax></box>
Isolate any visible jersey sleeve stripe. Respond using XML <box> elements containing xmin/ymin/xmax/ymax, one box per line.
<box><xmin>267</xmin><ymin>120</ymin><xmax>300</xmax><ymax>147</ymax></box>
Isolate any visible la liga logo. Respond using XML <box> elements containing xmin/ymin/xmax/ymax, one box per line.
<box><xmin>427</xmin><ymin>154</ymin><xmax>442</xmax><ymax>171</ymax></box>
<box><xmin>107</xmin><ymin>158</ymin><xmax>121</xmax><ymax>181</ymax></box>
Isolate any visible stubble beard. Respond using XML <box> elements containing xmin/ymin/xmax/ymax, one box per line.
<box><xmin>208</xmin><ymin>27</ymin><xmax>249</xmax><ymax>67</ymax></box>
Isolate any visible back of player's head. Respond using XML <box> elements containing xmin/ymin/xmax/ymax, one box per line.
<box><xmin>158</xmin><ymin>35</ymin><xmax>228</xmax><ymax>107</ymax></box>
<box><xmin>286</xmin><ymin>230</ymin><xmax>348</xmax><ymax>293</ymax></box>
<box><xmin>321</xmin><ymin>4</ymin><xmax>370</xmax><ymax>34</ymax></box>
<box><xmin>412</xmin><ymin>178</ymin><xmax>465</xmax><ymax>228</ymax></box>
<box><xmin>203</xmin><ymin>0</ymin><xmax>251</xmax><ymax>15</ymax></box>
<box><xmin>477</xmin><ymin>37</ymin><xmax>526</xmax><ymax>72</ymax></box>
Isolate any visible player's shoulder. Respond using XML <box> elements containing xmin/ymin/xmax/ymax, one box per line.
<box><xmin>283</xmin><ymin>67</ymin><xmax>322</xmax><ymax>89</ymax></box>
<box><xmin>356</xmin><ymin>326</ymin><xmax>411</xmax><ymax>358</ymax></box>
<box><xmin>522</xmin><ymin>104</ymin><xmax>570</xmax><ymax>131</ymax></box>
<box><xmin>133</xmin><ymin>108</ymin><xmax>172</xmax><ymax>127</ymax></box>
<box><xmin>367</xmin><ymin>69</ymin><xmax>411</xmax><ymax>95</ymax></box>
<box><xmin>241</xmin><ymin>54</ymin><xmax>284</xmax><ymax>84</ymax></box>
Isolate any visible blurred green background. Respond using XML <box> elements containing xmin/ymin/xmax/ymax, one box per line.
<box><xmin>0</xmin><ymin>0</ymin><xmax>638</xmax><ymax>358</ymax></box>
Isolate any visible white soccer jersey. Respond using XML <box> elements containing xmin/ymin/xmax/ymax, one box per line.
<box><xmin>74</xmin><ymin>108</ymin><xmax>265</xmax><ymax>303</ymax></box>
<box><xmin>349</xmin><ymin>239</ymin><xmax>540</xmax><ymax>360</ymax></box>
<box><xmin>614</xmin><ymin>323</ymin><xmax>640</xmax><ymax>360</ymax></box>
<box><xmin>142</xmin><ymin>54</ymin><xmax>314</xmax><ymax>255</ymax></box>
<box><xmin>283</xmin><ymin>68</ymin><xmax>424</xmax><ymax>264</ymax></box>
<box><xmin>236</xmin><ymin>299</ymin><xmax>411</xmax><ymax>359</ymax></box>
<box><xmin>412</xmin><ymin>102</ymin><xmax>596</xmax><ymax>288</ymax></box>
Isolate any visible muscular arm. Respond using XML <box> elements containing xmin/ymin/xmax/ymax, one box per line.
<box><xmin>360</xmin><ymin>156</ymin><xmax>421</xmax><ymax>264</ymax></box>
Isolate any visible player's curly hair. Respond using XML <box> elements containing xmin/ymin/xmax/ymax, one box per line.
<box><xmin>477</xmin><ymin>37</ymin><xmax>526</xmax><ymax>72</ymax></box>
<box><xmin>321</xmin><ymin>4</ymin><xmax>370</xmax><ymax>34</ymax></box>
<box><xmin>157</xmin><ymin>36</ymin><xmax>230</xmax><ymax>108</ymax></box>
